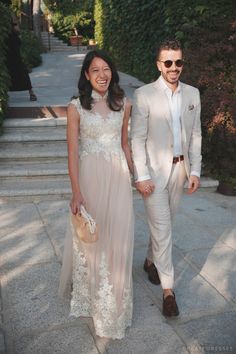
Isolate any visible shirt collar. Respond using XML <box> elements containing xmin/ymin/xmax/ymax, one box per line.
<box><xmin>159</xmin><ymin>75</ymin><xmax>181</xmax><ymax>94</ymax></box>
<box><xmin>91</xmin><ymin>90</ymin><xmax>108</xmax><ymax>101</ymax></box>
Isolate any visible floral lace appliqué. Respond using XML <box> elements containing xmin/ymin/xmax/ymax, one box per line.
<box><xmin>71</xmin><ymin>98</ymin><xmax>126</xmax><ymax>164</ymax></box>
<box><xmin>70</xmin><ymin>242</ymin><xmax>91</xmax><ymax>317</ymax></box>
<box><xmin>70</xmin><ymin>250</ymin><xmax>132</xmax><ymax>339</ymax></box>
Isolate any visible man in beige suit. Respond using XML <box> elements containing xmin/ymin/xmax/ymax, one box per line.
<box><xmin>131</xmin><ymin>39</ymin><xmax>202</xmax><ymax>317</ymax></box>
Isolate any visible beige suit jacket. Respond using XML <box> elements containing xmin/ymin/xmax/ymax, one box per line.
<box><xmin>131</xmin><ymin>76</ymin><xmax>202</xmax><ymax>190</ymax></box>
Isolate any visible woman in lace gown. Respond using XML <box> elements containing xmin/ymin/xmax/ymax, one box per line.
<box><xmin>59</xmin><ymin>50</ymin><xmax>134</xmax><ymax>339</ymax></box>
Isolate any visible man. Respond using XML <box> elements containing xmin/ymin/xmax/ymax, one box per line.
<box><xmin>131</xmin><ymin>39</ymin><xmax>202</xmax><ymax>317</ymax></box>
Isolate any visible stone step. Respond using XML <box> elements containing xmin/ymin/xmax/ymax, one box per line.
<box><xmin>6</xmin><ymin>106</ymin><xmax>67</xmax><ymax>119</ymax></box>
<box><xmin>0</xmin><ymin>157</ymin><xmax>67</xmax><ymax>166</ymax></box>
<box><xmin>49</xmin><ymin>47</ymin><xmax>79</xmax><ymax>52</ymax></box>
<box><xmin>45</xmin><ymin>46</ymin><xmax>87</xmax><ymax>53</ymax></box>
<box><xmin>0</xmin><ymin>161</ymin><xmax>68</xmax><ymax>179</ymax></box>
<box><xmin>41</xmin><ymin>36</ymin><xmax>65</xmax><ymax>41</ymax></box>
<box><xmin>3</xmin><ymin>126</ymin><xmax>66</xmax><ymax>135</ymax></box>
<box><xmin>0</xmin><ymin>176</ymin><xmax>218</xmax><ymax>199</ymax></box>
<box><xmin>0</xmin><ymin>129</ymin><xmax>66</xmax><ymax>142</ymax></box>
<box><xmin>40</xmin><ymin>32</ymin><xmax>81</xmax><ymax>52</ymax></box>
<box><xmin>197</xmin><ymin>177</ymin><xmax>219</xmax><ymax>188</ymax></box>
<box><xmin>3</xmin><ymin>117</ymin><xmax>67</xmax><ymax>128</ymax></box>
<box><xmin>41</xmin><ymin>32</ymin><xmax>62</xmax><ymax>38</ymax></box>
<box><xmin>1</xmin><ymin>118</ymin><xmax>67</xmax><ymax>142</ymax></box>
<box><xmin>42</xmin><ymin>46</ymin><xmax>77</xmax><ymax>51</ymax></box>
<box><xmin>0</xmin><ymin>178</ymin><xmax>71</xmax><ymax>197</ymax></box>
<box><xmin>0</xmin><ymin>141</ymin><xmax>67</xmax><ymax>160</ymax></box>
<box><xmin>42</xmin><ymin>37</ymin><xmax>65</xmax><ymax>45</ymax></box>
<box><xmin>45</xmin><ymin>45</ymin><xmax>76</xmax><ymax>49</ymax></box>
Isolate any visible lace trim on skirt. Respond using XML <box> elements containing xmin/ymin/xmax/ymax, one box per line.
<box><xmin>70</xmin><ymin>242</ymin><xmax>132</xmax><ymax>339</ymax></box>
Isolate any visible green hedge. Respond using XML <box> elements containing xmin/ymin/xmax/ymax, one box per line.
<box><xmin>94</xmin><ymin>0</ymin><xmax>162</xmax><ymax>82</ymax></box>
<box><xmin>94</xmin><ymin>0</ymin><xmax>236</xmax><ymax>186</ymax></box>
<box><xmin>21</xmin><ymin>29</ymin><xmax>42</xmax><ymax>71</ymax></box>
<box><xmin>0</xmin><ymin>2</ymin><xmax>11</xmax><ymax>132</ymax></box>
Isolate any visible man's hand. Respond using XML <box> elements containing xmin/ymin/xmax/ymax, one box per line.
<box><xmin>135</xmin><ymin>179</ymin><xmax>155</xmax><ymax>198</ymax></box>
<box><xmin>187</xmin><ymin>175</ymin><xmax>200</xmax><ymax>194</ymax></box>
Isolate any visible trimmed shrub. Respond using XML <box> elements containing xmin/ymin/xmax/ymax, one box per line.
<box><xmin>0</xmin><ymin>2</ymin><xmax>11</xmax><ymax>132</ymax></box>
<box><xmin>21</xmin><ymin>29</ymin><xmax>42</xmax><ymax>71</ymax></box>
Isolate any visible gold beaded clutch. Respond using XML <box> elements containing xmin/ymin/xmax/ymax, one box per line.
<box><xmin>71</xmin><ymin>205</ymin><xmax>98</xmax><ymax>243</ymax></box>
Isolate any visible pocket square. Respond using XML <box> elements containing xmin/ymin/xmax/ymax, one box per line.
<box><xmin>188</xmin><ymin>104</ymin><xmax>194</xmax><ymax>111</ymax></box>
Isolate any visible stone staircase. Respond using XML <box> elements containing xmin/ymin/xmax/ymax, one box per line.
<box><xmin>0</xmin><ymin>115</ymin><xmax>219</xmax><ymax>199</ymax></box>
<box><xmin>41</xmin><ymin>31</ymin><xmax>87</xmax><ymax>53</ymax></box>
<box><xmin>0</xmin><ymin>117</ymin><xmax>71</xmax><ymax>199</ymax></box>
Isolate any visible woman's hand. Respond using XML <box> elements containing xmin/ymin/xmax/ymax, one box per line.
<box><xmin>135</xmin><ymin>179</ymin><xmax>155</xmax><ymax>198</ymax></box>
<box><xmin>70</xmin><ymin>192</ymin><xmax>85</xmax><ymax>215</ymax></box>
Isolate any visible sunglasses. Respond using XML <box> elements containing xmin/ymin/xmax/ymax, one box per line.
<box><xmin>158</xmin><ymin>59</ymin><xmax>184</xmax><ymax>68</ymax></box>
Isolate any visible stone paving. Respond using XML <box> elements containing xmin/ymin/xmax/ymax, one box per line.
<box><xmin>0</xmin><ymin>51</ymin><xmax>236</xmax><ymax>354</ymax></box>
<box><xmin>0</xmin><ymin>190</ymin><xmax>235</xmax><ymax>354</ymax></box>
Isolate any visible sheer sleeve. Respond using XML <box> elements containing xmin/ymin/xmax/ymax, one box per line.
<box><xmin>69</xmin><ymin>98</ymin><xmax>83</xmax><ymax>116</ymax></box>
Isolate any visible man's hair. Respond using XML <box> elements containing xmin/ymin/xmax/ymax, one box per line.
<box><xmin>156</xmin><ymin>39</ymin><xmax>182</xmax><ymax>61</ymax></box>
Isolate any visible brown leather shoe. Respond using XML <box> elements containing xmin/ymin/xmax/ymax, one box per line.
<box><xmin>143</xmin><ymin>258</ymin><xmax>160</xmax><ymax>285</ymax></box>
<box><xmin>162</xmin><ymin>292</ymin><xmax>179</xmax><ymax>317</ymax></box>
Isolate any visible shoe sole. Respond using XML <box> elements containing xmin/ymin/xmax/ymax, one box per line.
<box><xmin>162</xmin><ymin>310</ymin><xmax>179</xmax><ymax>317</ymax></box>
<box><xmin>148</xmin><ymin>275</ymin><xmax>160</xmax><ymax>285</ymax></box>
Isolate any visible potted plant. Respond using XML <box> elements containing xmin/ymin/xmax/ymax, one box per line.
<box><xmin>69</xmin><ymin>27</ymin><xmax>83</xmax><ymax>46</ymax></box>
<box><xmin>217</xmin><ymin>177</ymin><xmax>236</xmax><ymax>196</ymax></box>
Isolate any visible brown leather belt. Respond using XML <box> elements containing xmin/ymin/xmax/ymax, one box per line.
<box><xmin>173</xmin><ymin>155</ymin><xmax>184</xmax><ymax>164</ymax></box>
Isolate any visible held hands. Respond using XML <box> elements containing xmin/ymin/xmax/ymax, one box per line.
<box><xmin>70</xmin><ymin>192</ymin><xmax>85</xmax><ymax>215</ymax></box>
<box><xmin>135</xmin><ymin>179</ymin><xmax>155</xmax><ymax>198</ymax></box>
<box><xmin>187</xmin><ymin>175</ymin><xmax>200</xmax><ymax>194</ymax></box>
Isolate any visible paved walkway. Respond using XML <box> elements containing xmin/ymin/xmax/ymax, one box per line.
<box><xmin>1</xmin><ymin>52</ymin><xmax>236</xmax><ymax>354</ymax></box>
<box><xmin>7</xmin><ymin>52</ymin><xmax>143</xmax><ymax>107</ymax></box>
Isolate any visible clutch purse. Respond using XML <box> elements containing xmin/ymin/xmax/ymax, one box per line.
<box><xmin>71</xmin><ymin>205</ymin><xmax>98</xmax><ymax>243</ymax></box>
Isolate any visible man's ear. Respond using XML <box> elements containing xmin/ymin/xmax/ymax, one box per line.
<box><xmin>156</xmin><ymin>61</ymin><xmax>161</xmax><ymax>72</ymax></box>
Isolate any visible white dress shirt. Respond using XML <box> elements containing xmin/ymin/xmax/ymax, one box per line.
<box><xmin>160</xmin><ymin>76</ymin><xmax>183</xmax><ymax>157</ymax></box>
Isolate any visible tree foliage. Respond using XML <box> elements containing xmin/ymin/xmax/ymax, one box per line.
<box><xmin>0</xmin><ymin>2</ymin><xmax>11</xmax><ymax>131</ymax></box>
<box><xmin>94</xmin><ymin>0</ymin><xmax>236</xmax><ymax>185</ymax></box>
<box><xmin>44</xmin><ymin>0</ymin><xmax>95</xmax><ymax>43</ymax></box>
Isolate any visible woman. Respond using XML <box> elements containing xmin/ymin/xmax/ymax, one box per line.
<box><xmin>59</xmin><ymin>50</ymin><xmax>134</xmax><ymax>339</ymax></box>
<box><xmin>6</xmin><ymin>20</ymin><xmax>37</xmax><ymax>101</ymax></box>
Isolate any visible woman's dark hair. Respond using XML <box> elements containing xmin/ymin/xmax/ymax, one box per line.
<box><xmin>78</xmin><ymin>50</ymin><xmax>124</xmax><ymax>111</ymax></box>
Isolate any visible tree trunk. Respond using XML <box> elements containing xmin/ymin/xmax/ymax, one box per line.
<box><xmin>33</xmin><ymin>0</ymin><xmax>41</xmax><ymax>40</ymax></box>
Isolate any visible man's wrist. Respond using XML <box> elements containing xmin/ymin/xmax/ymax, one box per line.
<box><xmin>135</xmin><ymin>175</ymin><xmax>151</xmax><ymax>182</ymax></box>
<box><xmin>190</xmin><ymin>171</ymin><xmax>200</xmax><ymax>178</ymax></box>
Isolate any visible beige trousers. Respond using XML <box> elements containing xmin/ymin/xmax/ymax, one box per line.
<box><xmin>144</xmin><ymin>161</ymin><xmax>187</xmax><ymax>289</ymax></box>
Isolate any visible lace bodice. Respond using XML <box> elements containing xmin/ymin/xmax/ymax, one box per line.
<box><xmin>70</xmin><ymin>95</ymin><xmax>126</xmax><ymax>162</ymax></box>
